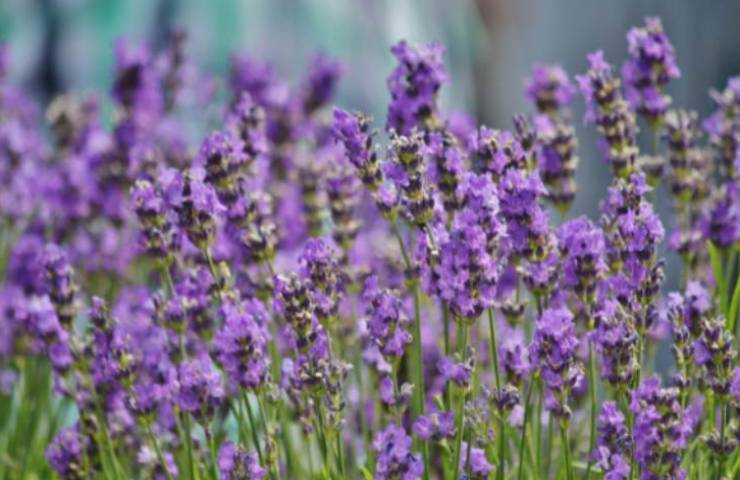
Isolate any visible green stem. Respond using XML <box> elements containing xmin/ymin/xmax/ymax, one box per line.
<box><xmin>182</xmin><ymin>411</ymin><xmax>199</xmax><ymax>480</ymax></box>
<box><xmin>451</xmin><ymin>322</ymin><xmax>470</xmax><ymax>479</ymax></box>
<box><xmin>145</xmin><ymin>423</ymin><xmax>175</xmax><ymax>480</ymax></box>
<box><xmin>243</xmin><ymin>392</ymin><xmax>265</xmax><ymax>465</ymax></box>
<box><xmin>517</xmin><ymin>381</ymin><xmax>534</xmax><ymax>480</ymax></box>
<box><xmin>560</xmin><ymin>422</ymin><xmax>573</xmax><ymax>480</ymax></box>
<box><xmin>585</xmin><ymin>342</ymin><xmax>598</xmax><ymax>479</ymax></box>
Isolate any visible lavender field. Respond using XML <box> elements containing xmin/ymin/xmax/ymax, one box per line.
<box><xmin>0</xmin><ymin>10</ymin><xmax>738</xmax><ymax>480</ymax></box>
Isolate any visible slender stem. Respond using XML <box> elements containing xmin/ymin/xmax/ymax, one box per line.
<box><xmin>560</xmin><ymin>422</ymin><xmax>573</xmax><ymax>480</ymax></box>
<box><xmin>544</xmin><ymin>415</ymin><xmax>553</xmax><ymax>477</ymax></box>
<box><xmin>205</xmin><ymin>426</ymin><xmax>219</xmax><ymax>480</ymax></box>
<box><xmin>517</xmin><ymin>381</ymin><xmax>534</xmax><ymax>480</ymax></box>
<box><xmin>585</xmin><ymin>342</ymin><xmax>598</xmax><ymax>479</ymax></box>
<box><xmin>182</xmin><ymin>411</ymin><xmax>199</xmax><ymax>480</ymax></box>
<box><xmin>451</xmin><ymin>322</ymin><xmax>470</xmax><ymax>479</ymax></box>
<box><xmin>145</xmin><ymin>423</ymin><xmax>175</xmax><ymax>480</ymax></box>
<box><xmin>487</xmin><ymin>309</ymin><xmax>502</xmax><ymax>390</ymax></box>
<box><xmin>443</xmin><ymin>304</ymin><xmax>451</xmax><ymax>410</ymax></box>
<box><xmin>243</xmin><ymin>392</ymin><xmax>264</xmax><ymax>465</ymax></box>
<box><xmin>535</xmin><ymin>380</ymin><xmax>543</xmax><ymax>476</ymax></box>
<box><xmin>487</xmin><ymin>309</ymin><xmax>505</xmax><ymax>480</ymax></box>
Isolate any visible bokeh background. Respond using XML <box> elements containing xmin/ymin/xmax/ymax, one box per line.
<box><xmin>1</xmin><ymin>0</ymin><xmax>739</xmax><ymax>291</ymax></box>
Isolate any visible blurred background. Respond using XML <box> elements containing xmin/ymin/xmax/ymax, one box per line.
<box><xmin>1</xmin><ymin>0</ymin><xmax>739</xmax><ymax>290</ymax></box>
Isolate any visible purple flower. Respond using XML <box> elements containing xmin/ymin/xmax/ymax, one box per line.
<box><xmin>42</xmin><ymin>244</ymin><xmax>77</xmax><ymax>329</ymax></box>
<box><xmin>525</xmin><ymin>64</ymin><xmax>576</xmax><ymax>113</ymax></box>
<box><xmin>593</xmin><ymin>401</ymin><xmax>631</xmax><ymax>480</ymax></box>
<box><xmin>386</xmin><ymin>132</ymin><xmax>435</xmax><ymax>227</ymax></box>
<box><xmin>198</xmin><ymin>130</ymin><xmax>248</xmax><ymax>206</ymax></box>
<box><xmin>301</xmin><ymin>53</ymin><xmax>342</xmax><ymax>115</ymax></box>
<box><xmin>387</xmin><ymin>40</ymin><xmax>447</xmax><ymax>134</ymax></box>
<box><xmin>229</xmin><ymin>54</ymin><xmax>285</xmax><ymax>108</ymax></box>
<box><xmin>218</xmin><ymin>441</ymin><xmax>266</xmax><ymax>480</ymax></box>
<box><xmin>701</xmin><ymin>181</ymin><xmax>739</xmax><ymax>248</ymax></box>
<box><xmin>630</xmin><ymin>376</ymin><xmax>688</xmax><ymax>479</ymax></box>
<box><xmin>362</xmin><ymin>276</ymin><xmax>412</xmax><ymax>358</ymax></box>
<box><xmin>601</xmin><ymin>172</ymin><xmax>665</xmax><ymax>306</ymax></box>
<box><xmin>437</xmin><ymin>353</ymin><xmax>474</xmax><ymax>389</ymax></box>
<box><xmin>622</xmin><ymin>17</ymin><xmax>680</xmax><ymax>123</ymax></box>
<box><xmin>298</xmin><ymin>237</ymin><xmax>342</xmax><ymax>321</ymax></box>
<box><xmin>529</xmin><ymin>307</ymin><xmax>582</xmax><ymax>419</ymax></box>
<box><xmin>421</xmin><ymin>172</ymin><xmax>507</xmax><ymax>319</ymax></box>
<box><xmin>693</xmin><ymin>315</ymin><xmax>736</xmax><ymax>396</ymax></box>
<box><xmin>131</xmin><ymin>178</ymin><xmax>180</xmax><ymax>260</ymax></box>
<box><xmin>425</xmin><ymin>128</ymin><xmax>466</xmax><ymax>213</ymax></box>
<box><xmin>175</xmin><ymin>355</ymin><xmax>225</xmax><ymax>418</ymax></box>
<box><xmin>46</xmin><ymin>426</ymin><xmax>83</xmax><ymax>479</ymax></box>
<box><xmin>704</xmin><ymin>76</ymin><xmax>740</xmax><ymax>178</ymax></box>
<box><xmin>731</xmin><ymin>367</ymin><xmax>740</xmax><ymax>405</ymax></box>
<box><xmin>226</xmin><ymin>92</ymin><xmax>268</xmax><ymax>163</ymax></box>
<box><xmin>557</xmin><ymin>216</ymin><xmax>607</xmax><ymax>304</ymax></box>
<box><xmin>468</xmin><ymin>127</ymin><xmax>527</xmax><ymax>181</ymax></box>
<box><xmin>458</xmin><ymin>442</ymin><xmax>494</xmax><ymax>480</ymax></box>
<box><xmin>533</xmin><ymin>114</ymin><xmax>579</xmax><ymax>211</ymax></box>
<box><xmin>412</xmin><ymin>410</ymin><xmax>455</xmax><ymax>441</ymax></box>
<box><xmin>332</xmin><ymin>109</ymin><xmax>380</xmax><ymax>187</ymax></box>
<box><xmin>592</xmin><ymin>299</ymin><xmax>639</xmax><ymax>387</ymax></box>
<box><xmin>169</xmin><ymin>169</ymin><xmax>226</xmax><ymax>249</ymax></box>
<box><xmin>498</xmin><ymin>167</ymin><xmax>549</xmax><ymax>260</ymax></box>
<box><xmin>213</xmin><ymin>299</ymin><xmax>270</xmax><ymax>391</ymax></box>
<box><xmin>112</xmin><ymin>38</ymin><xmax>163</xmax><ymax>116</ymax></box>
<box><xmin>577</xmin><ymin>51</ymin><xmax>638</xmax><ymax>177</ymax></box>
<box><xmin>373</xmin><ymin>423</ymin><xmax>424</xmax><ymax>480</ymax></box>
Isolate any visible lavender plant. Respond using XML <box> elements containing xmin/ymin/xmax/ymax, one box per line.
<box><xmin>0</xmin><ymin>18</ymin><xmax>738</xmax><ymax>480</ymax></box>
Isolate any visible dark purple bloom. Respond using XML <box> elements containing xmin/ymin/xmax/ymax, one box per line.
<box><xmin>577</xmin><ymin>51</ymin><xmax>638</xmax><ymax>177</ymax></box>
<box><xmin>525</xmin><ymin>64</ymin><xmax>577</xmax><ymax>113</ymax></box>
<box><xmin>131</xmin><ymin>178</ymin><xmax>181</xmax><ymax>260</ymax></box>
<box><xmin>213</xmin><ymin>299</ymin><xmax>270</xmax><ymax>391</ymax></box>
<box><xmin>592</xmin><ymin>299</ymin><xmax>639</xmax><ymax>387</ymax></box>
<box><xmin>198</xmin><ymin>130</ymin><xmax>248</xmax><ymax>206</ymax></box>
<box><xmin>533</xmin><ymin>114</ymin><xmax>579</xmax><ymax>211</ymax></box>
<box><xmin>600</xmin><ymin>172</ymin><xmax>665</xmax><ymax>305</ymax></box>
<box><xmin>437</xmin><ymin>353</ymin><xmax>474</xmax><ymax>389</ymax></box>
<box><xmin>412</xmin><ymin>410</ymin><xmax>455</xmax><ymax>441</ymax></box>
<box><xmin>362</xmin><ymin>275</ymin><xmax>412</xmax><ymax>359</ymax></box>
<box><xmin>387</xmin><ymin>40</ymin><xmax>446</xmax><ymax>134</ymax></box>
<box><xmin>168</xmin><ymin>169</ymin><xmax>226</xmax><ymax>250</ymax></box>
<box><xmin>703</xmin><ymin>75</ymin><xmax>740</xmax><ymax>179</ymax></box>
<box><xmin>46</xmin><ymin>426</ymin><xmax>84</xmax><ymax>479</ymax></box>
<box><xmin>386</xmin><ymin>132</ymin><xmax>435</xmax><ymax>227</ymax></box>
<box><xmin>175</xmin><ymin>355</ymin><xmax>225</xmax><ymax>418</ymax></box>
<box><xmin>218</xmin><ymin>441</ymin><xmax>266</xmax><ymax>480</ymax></box>
<box><xmin>622</xmin><ymin>17</ymin><xmax>680</xmax><ymax>123</ymax></box>
<box><xmin>458</xmin><ymin>442</ymin><xmax>494</xmax><ymax>480</ymax></box>
<box><xmin>112</xmin><ymin>38</ymin><xmax>163</xmax><ymax>116</ymax></box>
<box><xmin>332</xmin><ymin>109</ymin><xmax>381</xmax><ymax>188</ymax></box>
<box><xmin>373</xmin><ymin>423</ymin><xmax>424</xmax><ymax>480</ymax></box>
<box><xmin>693</xmin><ymin>314</ymin><xmax>736</xmax><ymax>396</ymax></box>
<box><xmin>630</xmin><ymin>376</ymin><xmax>688</xmax><ymax>480</ymax></box>
<box><xmin>468</xmin><ymin>127</ymin><xmax>527</xmax><ymax>181</ymax></box>
<box><xmin>424</xmin><ymin>173</ymin><xmax>507</xmax><ymax>319</ymax></box>
<box><xmin>298</xmin><ymin>237</ymin><xmax>342</xmax><ymax>322</ymax></box>
<box><xmin>529</xmin><ymin>307</ymin><xmax>582</xmax><ymax>419</ymax></box>
<box><xmin>425</xmin><ymin>128</ymin><xmax>466</xmax><ymax>213</ymax></box>
<box><xmin>301</xmin><ymin>53</ymin><xmax>342</xmax><ymax>115</ymax></box>
<box><xmin>593</xmin><ymin>401</ymin><xmax>631</xmax><ymax>480</ymax></box>
<box><xmin>701</xmin><ymin>181</ymin><xmax>739</xmax><ymax>248</ymax></box>
<box><xmin>557</xmin><ymin>216</ymin><xmax>607</xmax><ymax>304</ymax></box>
<box><xmin>41</xmin><ymin>244</ymin><xmax>77</xmax><ymax>329</ymax></box>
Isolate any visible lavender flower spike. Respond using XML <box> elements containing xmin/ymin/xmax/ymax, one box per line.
<box><xmin>622</xmin><ymin>17</ymin><xmax>680</xmax><ymax>125</ymax></box>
